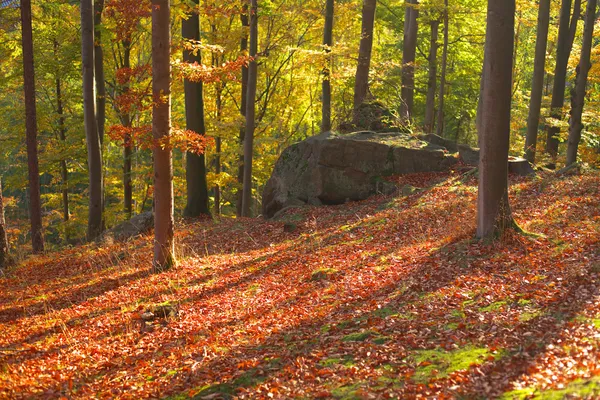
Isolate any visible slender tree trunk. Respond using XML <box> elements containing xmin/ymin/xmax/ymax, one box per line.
<box><xmin>122</xmin><ymin>40</ymin><xmax>133</xmax><ymax>219</ymax></box>
<box><xmin>21</xmin><ymin>0</ymin><xmax>44</xmax><ymax>252</ymax></box>
<box><xmin>400</xmin><ymin>0</ymin><xmax>419</xmax><ymax>122</ymax></box>
<box><xmin>566</xmin><ymin>0</ymin><xmax>597</xmax><ymax>166</ymax></box>
<box><xmin>352</xmin><ymin>0</ymin><xmax>377</xmax><ymax>123</ymax></box>
<box><xmin>213</xmin><ymin>24</ymin><xmax>222</xmax><ymax>216</ymax></box>
<box><xmin>56</xmin><ymin>73</ymin><xmax>69</xmax><ymax>223</ymax></box>
<box><xmin>435</xmin><ymin>0</ymin><xmax>449</xmax><ymax>137</ymax></box>
<box><xmin>236</xmin><ymin>2</ymin><xmax>249</xmax><ymax>216</ymax></box>
<box><xmin>152</xmin><ymin>0</ymin><xmax>175</xmax><ymax>272</ymax></box>
<box><xmin>242</xmin><ymin>0</ymin><xmax>258</xmax><ymax>217</ymax></box>
<box><xmin>0</xmin><ymin>179</ymin><xmax>9</xmax><ymax>269</ymax></box>
<box><xmin>546</xmin><ymin>0</ymin><xmax>581</xmax><ymax>167</ymax></box>
<box><xmin>524</xmin><ymin>0</ymin><xmax>550</xmax><ymax>163</ymax></box>
<box><xmin>321</xmin><ymin>0</ymin><xmax>334</xmax><ymax>133</ymax></box>
<box><xmin>476</xmin><ymin>0</ymin><xmax>516</xmax><ymax>239</ymax></box>
<box><xmin>183</xmin><ymin>0</ymin><xmax>210</xmax><ymax>218</ymax></box>
<box><xmin>424</xmin><ymin>18</ymin><xmax>439</xmax><ymax>133</ymax></box>
<box><xmin>94</xmin><ymin>0</ymin><xmax>105</xmax><ymax>144</ymax></box>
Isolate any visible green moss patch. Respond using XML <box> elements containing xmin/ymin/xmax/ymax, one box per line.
<box><xmin>412</xmin><ymin>346</ymin><xmax>499</xmax><ymax>383</ymax></box>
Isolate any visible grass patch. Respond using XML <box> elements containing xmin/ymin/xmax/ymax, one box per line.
<box><xmin>500</xmin><ymin>376</ymin><xmax>600</xmax><ymax>399</ymax></box>
<box><xmin>342</xmin><ymin>330</ymin><xmax>373</xmax><ymax>342</ymax></box>
<box><xmin>412</xmin><ymin>346</ymin><xmax>499</xmax><ymax>383</ymax></box>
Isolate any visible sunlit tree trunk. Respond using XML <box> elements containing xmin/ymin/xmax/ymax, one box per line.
<box><xmin>400</xmin><ymin>0</ymin><xmax>419</xmax><ymax>123</ymax></box>
<box><xmin>0</xmin><ymin>179</ymin><xmax>9</xmax><ymax>269</ymax></box>
<box><xmin>435</xmin><ymin>0</ymin><xmax>449</xmax><ymax>137</ymax></box>
<box><xmin>476</xmin><ymin>0</ymin><xmax>516</xmax><ymax>239</ymax></box>
<box><xmin>183</xmin><ymin>0</ymin><xmax>210</xmax><ymax>218</ymax></box>
<box><xmin>212</xmin><ymin>24</ymin><xmax>223</xmax><ymax>216</ymax></box>
<box><xmin>94</xmin><ymin>0</ymin><xmax>105</xmax><ymax>144</ymax></box>
<box><xmin>353</xmin><ymin>0</ymin><xmax>376</xmax><ymax>124</ymax></box>
<box><xmin>566</xmin><ymin>0</ymin><xmax>597</xmax><ymax>166</ymax></box>
<box><xmin>242</xmin><ymin>0</ymin><xmax>258</xmax><ymax>217</ymax></box>
<box><xmin>321</xmin><ymin>0</ymin><xmax>334</xmax><ymax>133</ymax></box>
<box><xmin>546</xmin><ymin>0</ymin><xmax>581</xmax><ymax>167</ymax></box>
<box><xmin>524</xmin><ymin>0</ymin><xmax>550</xmax><ymax>164</ymax></box>
<box><xmin>122</xmin><ymin>40</ymin><xmax>133</xmax><ymax>219</ymax></box>
<box><xmin>21</xmin><ymin>0</ymin><xmax>44</xmax><ymax>252</ymax></box>
<box><xmin>82</xmin><ymin>0</ymin><xmax>103</xmax><ymax>241</ymax></box>
<box><xmin>424</xmin><ymin>18</ymin><xmax>439</xmax><ymax>133</ymax></box>
<box><xmin>152</xmin><ymin>0</ymin><xmax>176</xmax><ymax>271</ymax></box>
<box><xmin>236</xmin><ymin>1</ymin><xmax>249</xmax><ymax>217</ymax></box>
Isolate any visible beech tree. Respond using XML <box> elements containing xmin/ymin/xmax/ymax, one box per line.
<box><xmin>94</xmin><ymin>0</ymin><xmax>106</xmax><ymax>144</ymax></box>
<box><xmin>524</xmin><ymin>0</ymin><xmax>550</xmax><ymax>164</ymax></box>
<box><xmin>81</xmin><ymin>0</ymin><xmax>103</xmax><ymax>240</ymax></box>
<box><xmin>435</xmin><ymin>0</ymin><xmax>449</xmax><ymax>137</ymax></box>
<box><xmin>476</xmin><ymin>0</ymin><xmax>516</xmax><ymax>239</ymax></box>
<box><xmin>0</xmin><ymin>179</ymin><xmax>9</xmax><ymax>269</ymax></box>
<box><xmin>321</xmin><ymin>0</ymin><xmax>334</xmax><ymax>133</ymax></box>
<box><xmin>21</xmin><ymin>0</ymin><xmax>44</xmax><ymax>252</ymax></box>
<box><xmin>566</xmin><ymin>0</ymin><xmax>597</xmax><ymax>166</ymax></box>
<box><xmin>353</xmin><ymin>0</ymin><xmax>376</xmax><ymax>123</ymax></box>
<box><xmin>236</xmin><ymin>1</ymin><xmax>249</xmax><ymax>217</ymax></box>
<box><xmin>400</xmin><ymin>0</ymin><xmax>418</xmax><ymax>123</ymax></box>
<box><xmin>241</xmin><ymin>0</ymin><xmax>258</xmax><ymax>217</ymax></box>
<box><xmin>423</xmin><ymin>17</ymin><xmax>439</xmax><ymax>133</ymax></box>
<box><xmin>183</xmin><ymin>0</ymin><xmax>210</xmax><ymax>217</ymax></box>
<box><xmin>152</xmin><ymin>0</ymin><xmax>175</xmax><ymax>271</ymax></box>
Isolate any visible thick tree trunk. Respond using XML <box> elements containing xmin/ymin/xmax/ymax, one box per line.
<box><xmin>0</xmin><ymin>179</ymin><xmax>9</xmax><ymax>269</ymax></box>
<box><xmin>236</xmin><ymin>2</ymin><xmax>249</xmax><ymax>217</ymax></box>
<box><xmin>122</xmin><ymin>41</ymin><xmax>133</xmax><ymax>219</ymax></box>
<box><xmin>241</xmin><ymin>0</ymin><xmax>258</xmax><ymax>217</ymax></box>
<box><xmin>21</xmin><ymin>0</ymin><xmax>44</xmax><ymax>253</ymax></box>
<box><xmin>321</xmin><ymin>0</ymin><xmax>334</xmax><ymax>133</ymax></box>
<box><xmin>183</xmin><ymin>0</ymin><xmax>210</xmax><ymax>218</ymax></box>
<box><xmin>476</xmin><ymin>0</ymin><xmax>516</xmax><ymax>239</ymax></box>
<box><xmin>81</xmin><ymin>0</ymin><xmax>103</xmax><ymax>241</ymax></box>
<box><xmin>400</xmin><ymin>0</ymin><xmax>419</xmax><ymax>122</ymax></box>
<box><xmin>566</xmin><ymin>0</ymin><xmax>597</xmax><ymax>166</ymax></box>
<box><xmin>94</xmin><ymin>0</ymin><xmax>105</xmax><ymax>144</ymax></box>
<box><xmin>524</xmin><ymin>0</ymin><xmax>550</xmax><ymax>163</ymax></box>
<box><xmin>435</xmin><ymin>0</ymin><xmax>449</xmax><ymax>137</ymax></box>
<box><xmin>546</xmin><ymin>0</ymin><xmax>581</xmax><ymax>167</ymax></box>
<box><xmin>152</xmin><ymin>0</ymin><xmax>176</xmax><ymax>271</ymax></box>
<box><xmin>352</xmin><ymin>0</ymin><xmax>377</xmax><ymax>123</ymax></box>
<box><xmin>424</xmin><ymin>18</ymin><xmax>439</xmax><ymax>133</ymax></box>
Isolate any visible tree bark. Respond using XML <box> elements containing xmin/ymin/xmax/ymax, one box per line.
<box><xmin>321</xmin><ymin>0</ymin><xmax>334</xmax><ymax>133</ymax></box>
<box><xmin>476</xmin><ymin>0</ymin><xmax>516</xmax><ymax>239</ymax></box>
<box><xmin>566</xmin><ymin>0</ymin><xmax>597</xmax><ymax>166</ymax></box>
<box><xmin>546</xmin><ymin>0</ymin><xmax>581</xmax><ymax>167</ymax></box>
<box><xmin>400</xmin><ymin>0</ymin><xmax>419</xmax><ymax>123</ymax></box>
<box><xmin>236</xmin><ymin>1</ymin><xmax>249</xmax><ymax>217</ymax></box>
<box><xmin>212</xmin><ymin>24</ymin><xmax>222</xmax><ymax>216</ymax></box>
<box><xmin>352</xmin><ymin>0</ymin><xmax>376</xmax><ymax>123</ymax></box>
<box><xmin>94</xmin><ymin>0</ymin><xmax>105</xmax><ymax>145</ymax></box>
<box><xmin>122</xmin><ymin>40</ymin><xmax>133</xmax><ymax>219</ymax></box>
<box><xmin>0</xmin><ymin>179</ymin><xmax>9</xmax><ymax>269</ymax></box>
<box><xmin>55</xmin><ymin>72</ymin><xmax>69</xmax><ymax>223</ymax></box>
<box><xmin>435</xmin><ymin>0</ymin><xmax>449</xmax><ymax>137</ymax></box>
<box><xmin>152</xmin><ymin>0</ymin><xmax>175</xmax><ymax>272</ymax></box>
<box><xmin>183</xmin><ymin>0</ymin><xmax>210</xmax><ymax>218</ymax></box>
<box><xmin>524</xmin><ymin>0</ymin><xmax>550</xmax><ymax>164</ymax></box>
<box><xmin>21</xmin><ymin>0</ymin><xmax>44</xmax><ymax>253</ymax></box>
<box><xmin>241</xmin><ymin>0</ymin><xmax>258</xmax><ymax>217</ymax></box>
<box><xmin>424</xmin><ymin>18</ymin><xmax>439</xmax><ymax>133</ymax></box>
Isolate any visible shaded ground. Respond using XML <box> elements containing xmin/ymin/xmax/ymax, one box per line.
<box><xmin>1</xmin><ymin>169</ymin><xmax>599</xmax><ymax>399</ymax></box>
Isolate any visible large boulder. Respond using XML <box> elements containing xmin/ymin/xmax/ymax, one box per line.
<box><xmin>262</xmin><ymin>131</ymin><xmax>460</xmax><ymax>218</ymax></box>
<box><xmin>102</xmin><ymin>212</ymin><xmax>154</xmax><ymax>242</ymax></box>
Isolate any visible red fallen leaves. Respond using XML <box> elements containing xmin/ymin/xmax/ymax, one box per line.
<box><xmin>0</xmin><ymin>171</ymin><xmax>599</xmax><ymax>398</ymax></box>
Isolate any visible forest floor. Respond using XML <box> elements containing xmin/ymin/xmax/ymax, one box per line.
<box><xmin>1</xmin><ymin>168</ymin><xmax>600</xmax><ymax>399</ymax></box>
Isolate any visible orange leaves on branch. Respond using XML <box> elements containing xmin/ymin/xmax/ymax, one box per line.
<box><xmin>105</xmin><ymin>0</ymin><xmax>151</xmax><ymax>42</ymax></box>
<box><xmin>107</xmin><ymin>125</ymin><xmax>214</xmax><ymax>155</ymax></box>
<box><xmin>173</xmin><ymin>55</ymin><xmax>251</xmax><ymax>84</ymax></box>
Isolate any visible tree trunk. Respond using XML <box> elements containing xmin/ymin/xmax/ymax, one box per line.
<box><xmin>152</xmin><ymin>0</ymin><xmax>176</xmax><ymax>272</ymax></box>
<box><xmin>476</xmin><ymin>0</ymin><xmax>516</xmax><ymax>239</ymax></box>
<box><xmin>435</xmin><ymin>0</ymin><xmax>449</xmax><ymax>137</ymax></box>
<box><xmin>241</xmin><ymin>0</ymin><xmax>258</xmax><ymax>217</ymax></box>
<box><xmin>213</xmin><ymin>24</ymin><xmax>223</xmax><ymax>216</ymax></box>
<box><xmin>94</xmin><ymin>0</ymin><xmax>105</xmax><ymax>145</ymax></box>
<box><xmin>321</xmin><ymin>0</ymin><xmax>334</xmax><ymax>133</ymax></box>
<box><xmin>0</xmin><ymin>179</ymin><xmax>9</xmax><ymax>269</ymax></box>
<box><xmin>183</xmin><ymin>0</ymin><xmax>210</xmax><ymax>218</ymax></box>
<box><xmin>566</xmin><ymin>0</ymin><xmax>597</xmax><ymax>166</ymax></box>
<box><xmin>400</xmin><ymin>0</ymin><xmax>419</xmax><ymax>122</ymax></box>
<box><xmin>524</xmin><ymin>0</ymin><xmax>550</xmax><ymax>163</ymax></box>
<box><xmin>236</xmin><ymin>1</ymin><xmax>249</xmax><ymax>217</ymax></box>
<box><xmin>546</xmin><ymin>0</ymin><xmax>581</xmax><ymax>167</ymax></box>
<box><xmin>21</xmin><ymin>0</ymin><xmax>44</xmax><ymax>253</ymax></box>
<box><xmin>56</xmin><ymin>72</ymin><xmax>69</xmax><ymax>223</ymax></box>
<box><xmin>81</xmin><ymin>0</ymin><xmax>103</xmax><ymax>241</ymax></box>
<box><xmin>352</xmin><ymin>0</ymin><xmax>377</xmax><ymax>123</ymax></box>
<box><xmin>122</xmin><ymin>40</ymin><xmax>133</xmax><ymax>219</ymax></box>
<box><xmin>424</xmin><ymin>18</ymin><xmax>439</xmax><ymax>133</ymax></box>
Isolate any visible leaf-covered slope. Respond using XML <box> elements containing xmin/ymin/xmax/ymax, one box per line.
<box><xmin>1</xmin><ymin>170</ymin><xmax>599</xmax><ymax>399</ymax></box>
